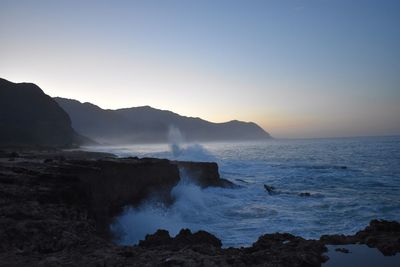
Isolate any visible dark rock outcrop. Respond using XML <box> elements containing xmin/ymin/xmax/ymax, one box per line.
<box><xmin>264</xmin><ymin>184</ymin><xmax>277</xmax><ymax>194</ymax></box>
<box><xmin>139</xmin><ymin>228</ymin><xmax>222</xmax><ymax>250</ymax></box>
<box><xmin>321</xmin><ymin>219</ymin><xmax>400</xmax><ymax>256</ymax></box>
<box><xmin>137</xmin><ymin>230</ymin><xmax>327</xmax><ymax>266</ymax></box>
<box><xmin>176</xmin><ymin>161</ymin><xmax>235</xmax><ymax>188</ymax></box>
<box><xmin>57</xmin><ymin>158</ymin><xmax>181</xmax><ymax>237</ymax></box>
<box><xmin>0</xmin><ymin>78</ymin><xmax>90</xmax><ymax>147</ymax></box>
<box><xmin>247</xmin><ymin>233</ymin><xmax>328</xmax><ymax>266</ymax></box>
<box><xmin>0</xmin><ymin>149</ymin><xmax>232</xmax><ymax>240</ymax></box>
<box><xmin>54</xmin><ymin>97</ymin><xmax>271</xmax><ymax>144</ymax></box>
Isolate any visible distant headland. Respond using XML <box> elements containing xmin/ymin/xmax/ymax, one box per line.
<box><xmin>0</xmin><ymin>77</ymin><xmax>270</xmax><ymax>148</ymax></box>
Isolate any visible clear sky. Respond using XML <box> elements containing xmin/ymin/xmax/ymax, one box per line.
<box><xmin>1</xmin><ymin>0</ymin><xmax>399</xmax><ymax>138</ymax></box>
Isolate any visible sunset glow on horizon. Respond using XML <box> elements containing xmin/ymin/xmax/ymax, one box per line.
<box><xmin>1</xmin><ymin>0</ymin><xmax>399</xmax><ymax>138</ymax></box>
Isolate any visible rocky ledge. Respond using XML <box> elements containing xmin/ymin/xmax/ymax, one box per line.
<box><xmin>0</xmin><ymin>149</ymin><xmax>398</xmax><ymax>266</ymax></box>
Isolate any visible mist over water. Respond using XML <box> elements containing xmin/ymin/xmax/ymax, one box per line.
<box><xmin>87</xmin><ymin>136</ymin><xmax>400</xmax><ymax>247</ymax></box>
<box><xmin>167</xmin><ymin>125</ymin><xmax>217</xmax><ymax>161</ymax></box>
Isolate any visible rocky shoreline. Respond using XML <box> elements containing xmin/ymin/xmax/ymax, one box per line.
<box><xmin>0</xmin><ymin>149</ymin><xmax>399</xmax><ymax>266</ymax></box>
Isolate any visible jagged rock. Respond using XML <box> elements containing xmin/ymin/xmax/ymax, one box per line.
<box><xmin>355</xmin><ymin>219</ymin><xmax>400</xmax><ymax>256</ymax></box>
<box><xmin>264</xmin><ymin>184</ymin><xmax>277</xmax><ymax>194</ymax></box>
<box><xmin>176</xmin><ymin>161</ymin><xmax>235</xmax><ymax>188</ymax></box>
<box><xmin>321</xmin><ymin>219</ymin><xmax>400</xmax><ymax>256</ymax></box>
<box><xmin>0</xmin><ymin>150</ymin><xmax>398</xmax><ymax>266</ymax></box>
<box><xmin>139</xmin><ymin>229</ymin><xmax>172</xmax><ymax>248</ymax></box>
<box><xmin>139</xmin><ymin>229</ymin><xmax>222</xmax><ymax>251</ymax></box>
<box><xmin>0</xmin><ymin>149</ymin><xmax>234</xmax><ymax>240</ymax></box>
<box><xmin>174</xmin><ymin>229</ymin><xmax>222</xmax><ymax>248</ymax></box>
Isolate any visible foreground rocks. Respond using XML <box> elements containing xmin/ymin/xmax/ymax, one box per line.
<box><xmin>0</xmin><ymin>149</ymin><xmax>398</xmax><ymax>266</ymax></box>
<box><xmin>321</xmin><ymin>219</ymin><xmax>400</xmax><ymax>256</ymax></box>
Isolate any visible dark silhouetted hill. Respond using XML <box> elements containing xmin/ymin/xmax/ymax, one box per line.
<box><xmin>0</xmin><ymin>78</ymin><xmax>90</xmax><ymax>147</ymax></box>
<box><xmin>55</xmin><ymin>97</ymin><xmax>271</xmax><ymax>144</ymax></box>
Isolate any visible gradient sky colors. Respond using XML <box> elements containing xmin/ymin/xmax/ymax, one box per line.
<box><xmin>1</xmin><ymin>0</ymin><xmax>399</xmax><ymax>138</ymax></box>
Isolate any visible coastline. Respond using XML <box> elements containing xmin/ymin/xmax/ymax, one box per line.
<box><xmin>0</xmin><ymin>148</ymin><xmax>399</xmax><ymax>266</ymax></box>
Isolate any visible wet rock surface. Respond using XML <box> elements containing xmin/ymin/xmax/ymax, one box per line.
<box><xmin>264</xmin><ymin>184</ymin><xmax>277</xmax><ymax>194</ymax></box>
<box><xmin>335</xmin><ymin>247</ymin><xmax>350</xmax><ymax>253</ymax></box>
<box><xmin>0</xmin><ymin>149</ymin><xmax>398</xmax><ymax>266</ymax></box>
<box><xmin>175</xmin><ymin>161</ymin><xmax>235</xmax><ymax>188</ymax></box>
<box><xmin>321</xmin><ymin>219</ymin><xmax>400</xmax><ymax>256</ymax></box>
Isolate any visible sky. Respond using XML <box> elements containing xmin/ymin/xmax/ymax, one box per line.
<box><xmin>1</xmin><ymin>0</ymin><xmax>399</xmax><ymax>138</ymax></box>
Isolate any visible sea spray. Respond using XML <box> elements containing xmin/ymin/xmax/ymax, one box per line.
<box><xmin>110</xmin><ymin>168</ymin><xmax>210</xmax><ymax>245</ymax></box>
<box><xmin>91</xmin><ymin>137</ymin><xmax>400</xmax><ymax>247</ymax></box>
<box><xmin>110</xmin><ymin>202</ymin><xmax>182</xmax><ymax>245</ymax></box>
<box><xmin>168</xmin><ymin>126</ymin><xmax>184</xmax><ymax>157</ymax></box>
<box><xmin>110</xmin><ymin>130</ymin><xmax>225</xmax><ymax>245</ymax></box>
<box><xmin>167</xmin><ymin>126</ymin><xmax>216</xmax><ymax>162</ymax></box>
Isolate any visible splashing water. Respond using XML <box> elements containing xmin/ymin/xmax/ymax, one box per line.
<box><xmin>110</xmin><ymin>169</ymin><xmax>209</xmax><ymax>245</ymax></box>
<box><xmin>86</xmin><ymin>136</ymin><xmax>400</xmax><ymax>247</ymax></box>
<box><xmin>167</xmin><ymin>126</ymin><xmax>216</xmax><ymax>161</ymax></box>
<box><xmin>168</xmin><ymin>126</ymin><xmax>184</xmax><ymax>157</ymax></box>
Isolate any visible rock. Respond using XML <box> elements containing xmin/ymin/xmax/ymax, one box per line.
<box><xmin>0</xmin><ymin>150</ymin><xmax>233</xmax><ymax>240</ymax></box>
<box><xmin>299</xmin><ymin>192</ymin><xmax>311</xmax><ymax>197</ymax></box>
<box><xmin>321</xmin><ymin>220</ymin><xmax>400</xmax><ymax>256</ymax></box>
<box><xmin>139</xmin><ymin>229</ymin><xmax>172</xmax><ymax>248</ymax></box>
<box><xmin>355</xmin><ymin>219</ymin><xmax>400</xmax><ymax>256</ymax></box>
<box><xmin>174</xmin><ymin>229</ymin><xmax>222</xmax><ymax>248</ymax></box>
<box><xmin>140</xmin><ymin>229</ymin><xmax>222</xmax><ymax>251</ymax></box>
<box><xmin>0</xmin><ymin>150</ymin><xmax>398</xmax><ymax>266</ymax></box>
<box><xmin>251</xmin><ymin>232</ymin><xmax>299</xmax><ymax>250</ymax></box>
<box><xmin>69</xmin><ymin>157</ymin><xmax>181</xmax><ymax>237</ymax></box>
<box><xmin>335</xmin><ymin>247</ymin><xmax>350</xmax><ymax>253</ymax></box>
<box><xmin>264</xmin><ymin>184</ymin><xmax>277</xmax><ymax>194</ymax></box>
<box><xmin>247</xmin><ymin>233</ymin><xmax>328</xmax><ymax>266</ymax></box>
<box><xmin>175</xmin><ymin>161</ymin><xmax>235</xmax><ymax>188</ymax></box>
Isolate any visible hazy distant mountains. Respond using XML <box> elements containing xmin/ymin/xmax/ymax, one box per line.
<box><xmin>0</xmin><ymin>78</ymin><xmax>87</xmax><ymax>147</ymax></box>
<box><xmin>0</xmin><ymin>77</ymin><xmax>270</xmax><ymax>147</ymax></box>
<box><xmin>55</xmin><ymin>97</ymin><xmax>271</xmax><ymax>144</ymax></box>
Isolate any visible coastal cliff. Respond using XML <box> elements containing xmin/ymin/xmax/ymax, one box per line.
<box><xmin>0</xmin><ymin>150</ymin><xmax>230</xmax><ymax>240</ymax></box>
<box><xmin>0</xmin><ymin>150</ymin><xmax>398</xmax><ymax>266</ymax></box>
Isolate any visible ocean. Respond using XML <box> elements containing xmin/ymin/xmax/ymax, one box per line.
<box><xmin>83</xmin><ymin>136</ymin><xmax>400</xmax><ymax>247</ymax></box>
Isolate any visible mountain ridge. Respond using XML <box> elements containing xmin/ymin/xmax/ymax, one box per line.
<box><xmin>55</xmin><ymin>97</ymin><xmax>271</xmax><ymax>144</ymax></box>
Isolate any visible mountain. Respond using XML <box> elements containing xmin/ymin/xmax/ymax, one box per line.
<box><xmin>0</xmin><ymin>78</ymin><xmax>89</xmax><ymax>147</ymax></box>
<box><xmin>55</xmin><ymin>97</ymin><xmax>271</xmax><ymax>144</ymax></box>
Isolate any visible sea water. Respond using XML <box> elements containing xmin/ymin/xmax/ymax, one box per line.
<box><xmin>83</xmin><ymin>136</ymin><xmax>400</xmax><ymax>247</ymax></box>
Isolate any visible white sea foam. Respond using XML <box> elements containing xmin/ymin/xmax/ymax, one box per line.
<box><xmin>111</xmin><ymin>169</ymin><xmax>210</xmax><ymax>245</ymax></box>
<box><xmin>91</xmin><ymin>137</ymin><xmax>400</xmax><ymax>247</ymax></box>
